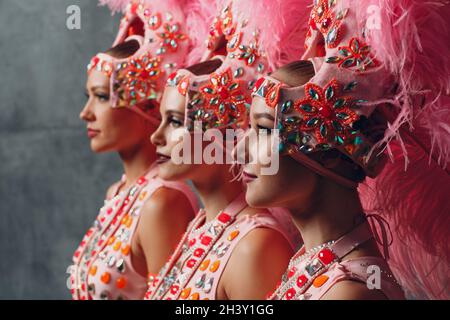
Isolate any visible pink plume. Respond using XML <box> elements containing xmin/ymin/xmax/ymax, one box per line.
<box><xmin>183</xmin><ymin>0</ymin><xmax>219</xmax><ymax>65</ymax></box>
<box><xmin>353</xmin><ymin>0</ymin><xmax>450</xmax><ymax>168</ymax></box>
<box><xmin>232</xmin><ymin>0</ymin><xmax>312</xmax><ymax>71</ymax></box>
<box><xmin>360</xmin><ymin>132</ymin><xmax>450</xmax><ymax>299</ymax></box>
<box><xmin>98</xmin><ymin>0</ymin><xmax>130</xmax><ymax>14</ymax></box>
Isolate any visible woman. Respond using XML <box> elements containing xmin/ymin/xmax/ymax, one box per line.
<box><xmin>68</xmin><ymin>0</ymin><xmax>211</xmax><ymax>300</ymax></box>
<box><xmin>144</xmin><ymin>0</ymin><xmax>307</xmax><ymax>300</ymax></box>
<box><xmin>235</xmin><ymin>0</ymin><xmax>449</xmax><ymax>300</ymax></box>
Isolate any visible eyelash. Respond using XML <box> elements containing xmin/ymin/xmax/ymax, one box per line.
<box><xmin>95</xmin><ymin>93</ymin><xmax>109</xmax><ymax>102</ymax></box>
<box><xmin>168</xmin><ymin>116</ymin><xmax>183</xmax><ymax>128</ymax></box>
<box><xmin>256</xmin><ymin>124</ymin><xmax>273</xmax><ymax>134</ymax></box>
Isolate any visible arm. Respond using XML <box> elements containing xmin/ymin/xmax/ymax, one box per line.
<box><xmin>135</xmin><ymin>187</ymin><xmax>196</xmax><ymax>275</ymax></box>
<box><xmin>221</xmin><ymin>228</ymin><xmax>293</xmax><ymax>300</ymax></box>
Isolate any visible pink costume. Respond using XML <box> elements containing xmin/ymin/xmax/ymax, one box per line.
<box><xmin>68</xmin><ymin>165</ymin><xmax>199</xmax><ymax>300</ymax></box>
<box><xmin>269</xmin><ymin>221</ymin><xmax>404</xmax><ymax>300</ymax></box>
<box><xmin>253</xmin><ymin>0</ymin><xmax>449</xmax><ymax>299</ymax></box>
<box><xmin>146</xmin><ymin>193</ymin><xmax>295</xmax><ymax>300</ymax></box>
<box><xmin>68</xmin><ymin>0</ymin><xmax>212</xmax><ymax>299</ymax></box>
<box><xmin>143</xmin><ymin>0</ymin><xmax>309</xmax><ymax>300</ymax></box>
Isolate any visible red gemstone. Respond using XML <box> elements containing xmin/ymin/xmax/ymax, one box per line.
<box><xmin>86</xmin><ymin>229</ymin><xmax>93</xmax><ymax>237</ymax></box>
<box><xmin>74</xmin><ymin>251</ymin><xmax>80</xmax><ymax>258</ymax></box>
<box><xmin>130</xmin><ymin>3</ymin><xmax>139</xmax><ymax>14</ymax></box>
<box><xmin>107</xmin><ymin>208</ymin><xmax>113</xmax><ymax>215</ymax></box>
<box><xmin>170</xmin><ymin>285</ymin><xmax>179</xmax><ymax>294</ymax></box>
<box><xmin>318</xmin><ymin>248</ymin><xmax>335</xmax><ymax>265</ymax></box>
<box><xmin>97</xmin><ymin>240</ymin><xmax>103</xmax><ymax>246</ymax></box>
<box><xmin>322</xmin><ymin>17</ymin><xmax>331</xmax><ymax>29</ymax></box>
<box><xmin>285</xmin><ymin>288</ymin><xmax>296</xmax><ymax>300</ymax></box>
<box><xmin>253</xmin><ymin>77</ymin><xmax>265</xmax><ymax>93</ymax></box>
<box><xmin>287</xmin><ymin>267</ymin><xmax>296</xmax><ymax>278</ymax></box>
<box><xmin>319</xmin><ymin>104</ymin><xmax>333</xmax><ymax>118</ymax></box>
<box><xmin>81</xmin><ymin>283</ymin><xmax>86</xmax><ymax>291</ymax></box>
<box><xmin>217</xmin><ymin>212</ymin><xmax>231</xmax><ymax>224</ymax></box>
<box><xmin>80</xmin><ymin>241</ymin><xmax>86</xmax><ymax>247</ymax></box>
<box><xmin>186</xmin><ymin>259</ymin><xmax>196</xmax><ymax>268</ymax></box>
<box><xmin>193</xmin><ymin>248</ymin><xmax>205</xmax><ymax>257</ymax></box>
<box><xmin>137</xmin><ymin>177</ymin><xmax>146</xmax><ymax>185</ymax></box>
<box><xmin>296</xmin><ymin>274</ymin><xmax>308</xmax><ymax>287</ymax></box>
<box><xmin>168</xmin><ymin>72</ymin><xmax>177</xmax><ymax>82</ymax></box>
<box><xmin>91</xmin><ymin>250</ymin><xmax>96</xmax><ymax>257</ymax></box>
<box><xmin>100</xmin><ymin>217</ymin><xmax>105</xmax><ymax>223</ymax></box>
<box><xmin>201</xmin><ymin>235</ymin><xmax>212</xmax><ymax>246</ymax></box>
<box><xmin>217</xmin><ymin>86</ymin><xmax>230</xmax><ymax>99</ymax></box>
<box><xmin>189</xmin><ymin>238</ymin><xmax>196</xmax><ymax>247</ymax></box>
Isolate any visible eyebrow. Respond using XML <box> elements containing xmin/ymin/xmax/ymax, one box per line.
<box><xmin>90</xmin><ymin>86</ymin><xmax>109</xmax><ymax>91</ymax></box>
<box><xmin>165</xmin><ymin>109</ymin><xmax>185</xmax><ymax>117</ymax></box>
<box><xmin>253</xmin><ymin>113</ymin><xmax>275</xmax><ymax>121</ymax></box>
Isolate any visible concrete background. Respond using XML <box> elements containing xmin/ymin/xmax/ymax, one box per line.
<box><xmin>0</xmin><ymin>0</ymin><xmax>122</xmax><ymax>299</ymax></box>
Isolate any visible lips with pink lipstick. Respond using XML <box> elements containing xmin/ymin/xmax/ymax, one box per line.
<box><xmin>156</xmin><ymin>152</ymin><xmax>171</xmax><ymax>164</ymax></box>
<box><xmin>87</xmin><ymin>128</ymin><xmax>100</xmax><ymax>139</ymax></box>
<box><xmin>242</xmin><ymin>171</ymin><xmax>257</xmax><ymax>184</ymax></box>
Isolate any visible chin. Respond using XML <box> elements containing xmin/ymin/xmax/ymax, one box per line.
<box><xmin>157</xmin><ymin>163</ymin><xmax>187</xmax><ymax>181</ymax></box>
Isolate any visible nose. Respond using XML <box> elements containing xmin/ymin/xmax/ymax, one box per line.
<box><xmin>80</xmin><ymin>100</ymin><xmax>95</xmax><ymax>122</ymax></box>
<box><xmin>150</xmin><ymin>122</ymin><xmax>166</xmax><ymax>147</ymax></box>
<box><xmin>232</xmin><ymin>129</ymin><xmax>252</xmax><ymax>165</ymax></box>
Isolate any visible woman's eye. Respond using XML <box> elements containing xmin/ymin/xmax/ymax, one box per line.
<box><xmin>169</xmin><ymin>117</ymin><xmax>183</xmax><ymax>128</ymax></box>
<box><xmin>95</xmin><ymin>93</ymin><xmax>109</xmax><ymax>102</ymax></box>
<box><xmin>257</xmin><ymin>124</ymin><xmax>273</xmax><ymax>134</ymax></box>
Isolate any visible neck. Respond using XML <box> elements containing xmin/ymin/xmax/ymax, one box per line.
<box><xmin>193</xmin><ymin>165</ymin><xmax>244</xmax><ymax>222</ymax></box>
<box><xmin>119</xmin><ymin>140</ymin><xmax>157</xmax><ymax>190</ymax></box>
<box><xmin>291</xmin><ymin>179</ymin><xmax>364</xmax><ymax>252</ymax></box>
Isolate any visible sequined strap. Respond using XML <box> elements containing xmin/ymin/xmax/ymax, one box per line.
<box><xmin>331</xmin><ymin>221</ymin><xmax>373</xmax><ymax>260</ymax></box>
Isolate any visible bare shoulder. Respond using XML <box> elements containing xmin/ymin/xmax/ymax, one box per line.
<box><xmin>140</xmin><ymin>186</ymin><xmax>195</xmax><ymax>222</ymax></box>
<box><xmin>321</xmin><ymin>280</ymin><xmax>388</xmax><ymax>300</ymax></box>
<box><xmin>222</xmin><ymin>226</ymin><xmax>293</xmax><ymax>299</ymax></box>
<box><xmin>136</xmin><ymin>186</ymin><xmax>196</xmax><ymax>274</ymax></box>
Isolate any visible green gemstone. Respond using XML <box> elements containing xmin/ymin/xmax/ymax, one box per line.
<box><xmin>325</xmin><ymin>86</ymin><xmax>334</xmax><ymax>100</ymax></box>
<box><xmin>320</xmin><ymin>123</ymin><xmax>327</xmax><ymax>138</ymax></box>
<box><xmin>334</xmin><ymin>99</ymin><xmax>345</xmax><ymax>109</ymax></box>
<box><xmin>300</xmin><ymin>104</ymin><xmax>314</xmax><ymax>112</ymax></box>
<box><xmin>344</xmin><ymin>81</ymin><xmax>358</xmax><ymax>92</ymax></box>
<box><xmin>281</xmin><ymin>100</ymin><xmax>293</xmax><ymax>113</ymax></box>
<box><xmin>306</xmin><ymin>117</ymin><xmax>319</xmax><ymax>127</ymax></box>
<box><xmin>326</xmin><ymin>56</ymin><xmax>340</xmax><ymax>63</ymax></box>
<box><xmin>309</xmin><ymin>88</ymin><xmax>320</xmax><ymax>100</ymax></box>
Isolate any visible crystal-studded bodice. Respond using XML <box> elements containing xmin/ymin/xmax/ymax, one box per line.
<box><xmin>145</xmin><ymin>194</ymin><xmax>296</xmax><ymax>300</ymax></box>
<box><xmin>269</xmin><ymin>222</ymin><xmax>405</xmax><ymax>300</ymax></box>
<box><xmin>67</xmin><ymin>166</ymin><xmax>198</xmax><ymax>300</ymax></box>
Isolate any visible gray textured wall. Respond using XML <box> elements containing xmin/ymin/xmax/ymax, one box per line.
<box><xmin>0</xmin><ymin>0</ymin><xmax>122</xmax><ymax>299</ymax></box>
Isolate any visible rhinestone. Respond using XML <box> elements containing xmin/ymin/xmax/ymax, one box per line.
<box><xmin>116</xmin><ymin>258</ymin><xmax>126</xmax><ymax>273</ymax></box>
<box><xmin>195</xmin><ymin>274</ymin><xmax>206</xmax><ymax>288</ymax></box>
<box><xmin>305</xmin><ymin>258</ymin><xmax>323</xmax><ymax>276</ymax></box>
<box><xmin>100</xmin><ymin>290</ymin><xmax>111</xmax><ymax>300</ymax></box>
<box><xmin>203</xmin><ymin>277</ymin><xmax>214</xmax><ymax>294</ymax></box>
<box><xmin>107</xmin><ymin>255</ymin><xmax>116</xmax><ymax>268</ymax></box>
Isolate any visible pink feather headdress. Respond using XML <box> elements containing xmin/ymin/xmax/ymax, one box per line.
<box><xmin>88</xmin><ymin>0</ymin><xmax>214</xmax><ymax>124</ymax></box>
<box><xmin>253</xmin><ymin>0</ymin><xmax>449</xmax><ymax>299</ymax></box>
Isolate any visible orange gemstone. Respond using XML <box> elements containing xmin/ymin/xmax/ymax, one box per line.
<box><xmin>228</xmin><ymin>230</ymin><xmax>240</xmax><ymax>241</ymax></box>
<box><xmin>113</xmin><ymin>241</ymin><xmax>122</xmax><ymax>251</ymax></box>
<box><xmin>210</xmin><ymin>260</ymin><xmax>220</xmax><ymax>273</ymax></box>
<box><xmin>116</xmin><ymin>277</ymin><xmax>127</xmax><ymax>289</ymax></box>
<box><xmin>313</xmin><ymin>275</ymin><xmax>329</xmax><ymax>288</ymax></box>
<box><xmin>107</xmin><ymin>237</ymin><xmax>116</xmax><ymax>245</ymax></box>
<box><xmin>126</xmin><ymin>218</ymin><xmax>133</xmax><ymax>228</ymax></box>
<box><xmin>89</xmin><ymin>266</ymin><xmax>97</xmax><ymax>276</ymax></box>
<box><xmin>139</xmin><ymin>191</ymin><xmax>148</xmax><ymax>201</ymax></box>
<box><xmin>180</xmin><ymin>288</ymin><xmax>191</xmax><ymax>299</ymax></box>
<box><xmin>199</xmin><ymin>259</ymin><xmax>210</xmax><ymax>271</ymax></box>
<box><xmin>189</xmin><ymin>293</ymin><xmax>200</xmax><ymax>300</ymax></box>
<box><xmin>100</xmin><ymin>272</ymin><xmax>111</xmax><ymax>284</ymax></box>
<box><xmin>122</xmin><ymin>244</ymin><xmax>131</xmax><ymax>256</ymax></box>
<box><xmin>203</xmin><ymin>298</ymin><xmax>210</xmax><ymax>300</ymax></box>
<box><xmin>121</xmin><ymin>215</ymin><xmax>129</xmax><ymax>225</ymax></box>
